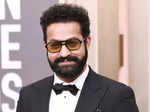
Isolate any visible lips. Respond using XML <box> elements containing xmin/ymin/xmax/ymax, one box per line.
<box><xmin>58</xmin><ymin>60</ymin><xmax>75</xmax><ymax>66</ymax></box>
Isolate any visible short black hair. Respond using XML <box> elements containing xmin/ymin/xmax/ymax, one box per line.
<box><xmin>40</xmin><ymin>4</ymin><xmax>90</xmax><ymax>42</ymax></box>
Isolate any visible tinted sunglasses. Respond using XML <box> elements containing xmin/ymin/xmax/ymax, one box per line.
<box><xmin>45</xmin><ymin>38</ymin><xmax>83</xmax><ymax>53</ymax></box>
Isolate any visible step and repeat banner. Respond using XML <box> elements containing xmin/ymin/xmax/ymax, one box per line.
<box><xmin>0</xmin><ymin>0</ymin><xmax>58</xmax><ymax>112</ymax></box>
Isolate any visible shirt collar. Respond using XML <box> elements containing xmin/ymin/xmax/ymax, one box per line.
<box><xmin>53</xmin><ymin>65</ymin><xmax>89</xmax><ymax>90</ymax></box>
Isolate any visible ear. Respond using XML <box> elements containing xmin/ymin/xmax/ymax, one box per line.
<box><xmin>43</xmin><ymin>42</ymin><xmax>47</xmax><ymax>48</ymax></box>
<box><xmin>85</xmin><ymin>36</ymin><xmax>91</xmax><ymax>49</ymax></box>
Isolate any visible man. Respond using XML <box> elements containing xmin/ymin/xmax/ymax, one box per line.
<box><xmin>16</xmin><ymin>4</ymin><xmax>139</xmax><ymax>112</ymax></box>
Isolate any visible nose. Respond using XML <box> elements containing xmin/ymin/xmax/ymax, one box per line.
<box><xmin>59</xmin><ymin>45</ymin><xmax>71</xmax><ymax>57</ymax></box>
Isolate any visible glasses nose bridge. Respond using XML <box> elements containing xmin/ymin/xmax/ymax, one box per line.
<box><xmin>60</xmin><ymin>41</ymin><xmax>69</xmax><ymax>50</ymax></box>
<box><xmin>61</xmin><ymin>41</ymin><xmax>67</xmax><ymax>45</ymax></box>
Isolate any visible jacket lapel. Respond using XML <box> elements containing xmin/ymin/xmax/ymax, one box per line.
<box><xmin>36</xmin><ymin>76</ymin><xmax>54</xmax><ymax>112</ymax></box>
<box><xmin>75</xmin><ymin>68</ymin><xmax>109</xmax><ymax>112</ymax></box>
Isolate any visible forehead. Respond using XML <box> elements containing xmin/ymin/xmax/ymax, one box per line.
<box><xmin>46</xmin><ymin>22</ymin><xmax>82</xmax><ymax>42</ymax></box>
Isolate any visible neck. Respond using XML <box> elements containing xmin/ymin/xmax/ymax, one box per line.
<box><xmin>57</xmin><ymin>64</ymin><xmax>87</xmax><ymax>83</ymax></box>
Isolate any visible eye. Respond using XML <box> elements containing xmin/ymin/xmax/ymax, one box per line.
<box><xmin>68</xmin><ymin>39</ymin><xmax>79</xmax><ymax>46</ymax></box>
<box><xmin>67</xmin><ymin>38</ymin><xmax>81</xmax><ymax>50</ymax></box>
<box><xmin>49</xmin><ymin>42</ymin><xmax>60</xmax><ymax>48</ymax></box>
<box><xmin>46</xmin><ymin>41</ymin><xmax>61</xmax><ymax>53</ymax></box>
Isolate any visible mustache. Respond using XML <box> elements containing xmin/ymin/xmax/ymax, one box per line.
<box><xmin>54</xmin><ymin>56</ymin><xmax>78</xmax><ymax>64</ymax></box>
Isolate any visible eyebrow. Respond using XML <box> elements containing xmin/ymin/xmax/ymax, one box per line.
<box><xmin>48</xmin><ymin>37</ymin><xmax>79</xmax><ymax>43</ymax></box>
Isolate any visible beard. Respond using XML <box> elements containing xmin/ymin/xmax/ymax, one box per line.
<box><xmin>47</xmin><ymin>47</ymin><xmax>88</xmax><ymax>79</ymax></box>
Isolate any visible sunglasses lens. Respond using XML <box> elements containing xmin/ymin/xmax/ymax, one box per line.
<box><xmin>66</xmin><ymin>39</ymin><xmax>81</xmax><ymax>51</ymax></box>
<box><xmin>47</xmin><ymin>42</ymin><xmax>61</xmax><ymax>53</ymax></box>
<box><xmin>46</xmin><ymin>38</ymin><xmax>82</xmax><ymax>53</ymax></box>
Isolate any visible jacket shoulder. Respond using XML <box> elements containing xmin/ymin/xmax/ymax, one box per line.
<box><xmin>21</xmin><ymin>75</ymin><xmax>53</xmax><ymax>92</ymax></box>
<box><xmin>90</xmin><ymin>68</ymin><xmax>134</xmax><ymax>94</ymax></box>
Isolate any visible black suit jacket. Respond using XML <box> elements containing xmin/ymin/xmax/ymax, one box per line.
<box><xmin>17</xmin><ymin>68</ymin><xmax>139</xmax><ymax>112</ymax></box>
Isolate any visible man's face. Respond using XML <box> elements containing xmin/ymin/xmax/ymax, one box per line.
<box><xmin>45</xmin><ymin>22</ymin><xmax>91</xmax><ymax>80</ymax></box>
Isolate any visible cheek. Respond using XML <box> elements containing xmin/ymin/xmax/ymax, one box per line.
<box><xmin>48</xmin><ymin>54</ymin><xmax>58</xmax><ymax>63</ymax></box>
<box><xmin>71</xmin><ymin>46</ymin><xmax>86</xmax><ymax>58</ymax></box>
